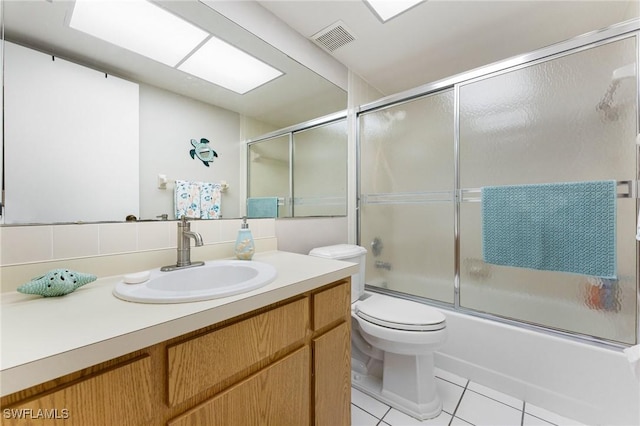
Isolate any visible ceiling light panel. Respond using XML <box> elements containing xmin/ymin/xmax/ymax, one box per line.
<box><xmin>364</xmin><ymin>0</ymin><xmax>424</xmax><ymax>22</ymax></box>
<box><xmin>69</xmin><ymin>0</ymin><xmax>208</xmax><ymax>67</ymax></box>
<box><xmin>178</xmin><ymin>37</ymin><xmax>283</xmax><ymax>95</ymax></box>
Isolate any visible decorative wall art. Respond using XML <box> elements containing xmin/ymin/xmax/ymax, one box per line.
<box><xmin>189</xmin><ymin>138</ymin><xmax>218</xmax><ymax>167</ymax></box>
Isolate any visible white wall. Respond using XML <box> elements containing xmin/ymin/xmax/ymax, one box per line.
<box><xmin>138</xmin><ymin>84</ymin><xmax>241</xmax><ymax>220</ymax></box>
<box><xmin>275</xmin><ymin>217</ymin><xmax>348</xmax><ymax>255</ymax></box>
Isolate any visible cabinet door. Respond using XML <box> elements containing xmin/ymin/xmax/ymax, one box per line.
<box><xmin>168</xmin><ymin>347</ymin><xmax>310</xmax><ymax>426</ymax></box>
<box><xmin>1</xmin><ymin>356</ymin><xmax>152</xmax><ymax>426</ymax></box>
<box><xmin>313</xmin><ymin>322</ymin><xmax>351</xmax><ymax>426</ymax></box>
<box><xmin>167</xmin><ymin>297</ymin><xmax>309</xmax><ymax>406</ymax></box>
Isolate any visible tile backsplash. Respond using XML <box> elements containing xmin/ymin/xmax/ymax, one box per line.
<box><xmin>0</xmin><ymin>219</ymin><xmax>276</xmax><ymax>292</ymax></box>
<box><xmin>1</xmin><ymin>219</ymin><xmax>275</xmax><ymax>266</ymax></box>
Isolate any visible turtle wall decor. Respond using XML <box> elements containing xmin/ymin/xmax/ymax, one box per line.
<box><xmin>189</xmin><ymin>138</ymin><xmax>218</xmax><ymax>167</ymax></box>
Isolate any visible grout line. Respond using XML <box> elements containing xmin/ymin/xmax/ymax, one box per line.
<box><xmin>351</xmin><ymin>402</ymin><xmax>387</xmax><ymax>422</ymax></box>
<box><xmin>436</xmin><ymin>375</ymin><xmax>468</xmax><ymax>389</ymax></box>
<box><xmin>379</xmin><ymin>406</ymin><xmax>392</xmax><ymax>422</ymax></box>
<box><xmin>523</xmin><ymin>401</ymin><xmax>561</xmax><ymax>426</ymax></box>
<box><xmin>448</xmin><ymin>379</ymin><xmax>470</xmax><ymax>426</ymax></box>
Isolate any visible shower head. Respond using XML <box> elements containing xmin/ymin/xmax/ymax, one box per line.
<box><xmin>596</xmin><ymin>63</ymin><xmax>636</xmax><ymax>121</ymax></box>
<box><xmin>612</xmin><ymin>63</ymin><xmax>635</xmax><ymax>82</ymax></box>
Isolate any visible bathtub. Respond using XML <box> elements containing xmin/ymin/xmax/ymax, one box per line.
<box><xmin>434</xmin><ymin>308</ymin><xmax>639</xmax><ymax>425</ymax></box>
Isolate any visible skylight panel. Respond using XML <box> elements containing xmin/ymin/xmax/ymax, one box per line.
<box><xmin>178</xmin><ymin>36</ymin><xmax>283</xmax><ymax>95</ymax></box>
<box><xmin>364</xmin><ymin>0</ymin><xmax>425</xmax><ymax>22</ymax></box>
<box><xmin>69</xmin><ymin>0</ymin><xmax>209</xmax><ymax>67</ymax></box>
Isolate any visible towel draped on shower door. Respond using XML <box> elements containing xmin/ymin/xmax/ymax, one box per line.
<box><xmin>481</xmin><ymin>180</ymin><xmax>617</xmax><ymax>279</ymax></box>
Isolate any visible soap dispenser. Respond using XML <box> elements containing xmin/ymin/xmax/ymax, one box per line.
<box><xmin>234</xmin><ymin>217</ymin><xmax>255</xmax><ymax>260</ymax></box>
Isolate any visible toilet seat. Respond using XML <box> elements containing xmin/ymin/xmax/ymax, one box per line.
<box><xmin>355</xmin><ymin>294</ymin><xmax>446</xmax><ymax>332</ymax></box>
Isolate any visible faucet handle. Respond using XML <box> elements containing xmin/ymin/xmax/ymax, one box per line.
<box><xmin>178</xmin><ymin>215</ymin><xmax>193</xmax><ymax>228</ymax></box>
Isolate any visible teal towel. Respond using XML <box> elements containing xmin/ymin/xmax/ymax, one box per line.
<box><xmin>481</xmin><ymin>180</ymin><xmax>617</xmax><ymax>279</ymax></box>
<box><xmin>247</xmin><ymin>197</ymin><xmax>279</xmax><ymax>218</ymax></box>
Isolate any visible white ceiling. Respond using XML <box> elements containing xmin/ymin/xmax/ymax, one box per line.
<box><xmin>4</xmin><ymin>0</ymin><xmax>637</xmax><ymax>128</ymax></box>
<box><xmin>258</xmin><ymin>0</ymin><xmax>639</xmax><ymax>96</ymax></box>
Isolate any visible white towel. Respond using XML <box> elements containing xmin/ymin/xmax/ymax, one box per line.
<box><xmin>175</xmin><ymin>180</ymin><xmax>201</xmax><ymax>219</ymax></box>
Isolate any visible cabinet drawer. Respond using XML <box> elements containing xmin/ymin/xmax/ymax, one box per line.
<box><xmin>168</xmin><ymin>346</ymin><xmax>310</xmax><ymax>426</ymax></box>
<box><xmin>167</xmin><ymin>297</ymin><xmax>309</xmax><ymax>406</ymax></box>
<box><xmin>2</xmin><ymin>356</ymin><xmax>152</xmax><ymax>426</ymax></box>
<box><xmin>313</xmin><ymin>280</ymin><xmax>350</xmax><ymax>331</ymax></box>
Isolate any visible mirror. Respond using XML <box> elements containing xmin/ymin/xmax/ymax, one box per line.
<box><xmin>248</xmin><ymin>116</ymin><xmax>348</xmax><ymax>218</ymax></box>
<box><xmin>1</xmin><ymin>0</ymin><xmax>347</xmax><ymax>224</ymax></box>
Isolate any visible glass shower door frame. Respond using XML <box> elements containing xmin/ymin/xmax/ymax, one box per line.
<box><xmin>356</xmin><ymin>20</ymin><xmax>640</xmax><ymax>348</ymax></box>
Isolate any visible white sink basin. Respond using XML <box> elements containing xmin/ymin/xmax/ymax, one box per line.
<box><xmin>113</xmin><ymin>260</ymin><xmax>277</xmax><ymax>303</ymax></box>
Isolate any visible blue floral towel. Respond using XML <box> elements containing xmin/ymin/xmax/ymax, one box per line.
<box><xmin>175</xmin><ymin>181</ymin><xmax>222</xmax><ymax>219</ymax></box>
<box><xmin>201</xmin><ymin>183</ymin><xmax>222</xmax><ymax>219</ymax></box>
<box><xmin>175</xmin><ymin>180</ymin><xmax>201</xmax><ymax>219</ymax></box>
<box><xmin>481</xmin><ymin>180</ymin><xmax>617</xmax><ymax>279</ymax></box>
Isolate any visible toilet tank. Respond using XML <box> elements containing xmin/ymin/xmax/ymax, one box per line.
<box><xmin>309</xmin><ymin>244</ymin><xmax>367</xmax><ymax>303</ymax></box>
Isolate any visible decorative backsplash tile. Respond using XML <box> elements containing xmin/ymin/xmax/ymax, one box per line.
<box><xmin>1</xmin><ymin>225</ymin><xmax>53</xmax><ymax>265</ymax></box>
<box><xmin>53</xmin><ymin>224</ymin><xmax>100</xmax><ymax>259</ymax></box>
<box><xmin>99</xmin><ymin>223</ymin><xmax>138</xmax><ymax>255</ymax></box>
<box><xmin>0</xmin><ymin>219</ymin><xmax>276</xmax><ymax>267</ymax></box>
<box><xmin>137</xmin><ymin>221</ymin><xmax>173</xmax><ymax>251</ymax></box>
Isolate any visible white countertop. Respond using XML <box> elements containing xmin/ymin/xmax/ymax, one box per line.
<box><xmin>0</xmin><ymin>250</ymin><xmax>358</xmax><ymax>396</ymax></box>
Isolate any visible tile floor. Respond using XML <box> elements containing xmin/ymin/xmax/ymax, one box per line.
<box><xmin>351</xmin><ymin>368</ymin><xmax>587</xmax><ymax>426</ymax></box>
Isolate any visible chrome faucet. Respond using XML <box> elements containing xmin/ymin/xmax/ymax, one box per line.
<box><xmin>161</xmin><ymin>217</ymin><xmax>204</xmax><ymax>272</ymax></box>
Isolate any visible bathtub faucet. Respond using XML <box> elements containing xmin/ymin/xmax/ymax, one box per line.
<box><xmin>375</xmin><ymin>260</ymin><xmax>392</xmax><ymax>271</ymax></box>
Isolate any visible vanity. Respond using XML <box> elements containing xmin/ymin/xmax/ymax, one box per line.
<box><xmin>0</xmin><ymin>251</ymin><xmax>357</xmax><ymax>425</ymax></box>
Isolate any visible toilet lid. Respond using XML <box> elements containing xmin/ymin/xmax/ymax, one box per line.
<box><xmin>355</xmin><ymin>294</ymin><xmax>446</xmax><ymax>331</ymax></box>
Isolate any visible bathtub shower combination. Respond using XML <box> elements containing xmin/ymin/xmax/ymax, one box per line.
<box><xmin>356</xmin><ymin>20</ymin><xmax>639</xmax><ymax>425</ymax></box>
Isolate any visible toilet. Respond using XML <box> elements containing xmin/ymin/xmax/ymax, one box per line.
<box><xmin>309</xmin><ymin>244</ymin><xmax>447</xmax><ymax>420</ymax></box>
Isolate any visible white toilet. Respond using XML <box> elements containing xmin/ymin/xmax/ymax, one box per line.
<box><xmin>309</xmin><ymin>244</ymin><xmax>447</xmax><ymax>420</ymax></box>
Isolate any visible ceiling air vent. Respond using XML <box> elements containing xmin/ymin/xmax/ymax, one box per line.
<box><xmin>311</xmin><ymin>21</ymin><xmax>356</xmax><ymax>52</ymax></box>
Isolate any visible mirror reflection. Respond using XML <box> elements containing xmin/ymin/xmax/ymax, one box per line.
<box><xmin>248</xmin><ymin>117</ymin><xmax>348</xmax><ymax>218</ymax></box>
<box><xmin>1</xmin><ymin>0</ymin><xmax>347</xmax><ymax>225</ymax></box>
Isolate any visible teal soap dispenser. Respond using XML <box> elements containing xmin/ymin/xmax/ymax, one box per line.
<box><xmin>234</xmin><ymin>217</ymin><xmax>255</xmax><ymax>260</ymax></box>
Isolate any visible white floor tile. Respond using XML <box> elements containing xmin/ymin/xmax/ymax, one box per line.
<box><xmin>435</xmin><ymin>378</ymin><xmax>466</xmax><ymax>414</ymax></box>
<box><xmin>523</xmin><ymin>413</ymin><xmax>555</xmax><ymax>425</ymax></box>
<box><xmin>450</xmin><ymin>417</ymin><xmax>475</xmax><ymax>426</ymax></box>
<box><xmin>455</xmin><ymin>389</ymin><xmax>523</xmax><ymax>426</ymax></box>
<box><xmin>467</xmin><ymin>381</ymin><xmax>523</xmax><ymax>410</ymax></box>
<box><xmin>383</xmin><ymin>408</ymin><xmax>452</xmax><ymax>426</ymax></box>
<box><xmin>352</xmin><ymin>387</ymin><xmax>391</xmax><ymax>419</ymax></box>
<box><xmin>434</xmin><ymin>367</ymin><xmax>468</xmax><ymax>387</ymax></box>
<box><xmin>351</xmin><ymin>405</ymin><xmax>381</xmax><ymax>426</ymax></box>
<box><xmin>525</xmin><ymin>403</ymin><xmax>586</xmax><ymax>426</ymax></box>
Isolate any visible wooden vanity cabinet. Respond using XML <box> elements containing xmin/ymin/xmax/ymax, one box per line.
<box><xmin>0</xmin><ymin>279</ymin><xmax>351</xmax><ymax>426</ymax></box>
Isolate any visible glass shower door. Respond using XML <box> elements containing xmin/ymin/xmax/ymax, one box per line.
<box><xmin>359</xmin><ymin>90</ymin><xmax>455</xmax><ymax>303</ymax></box>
